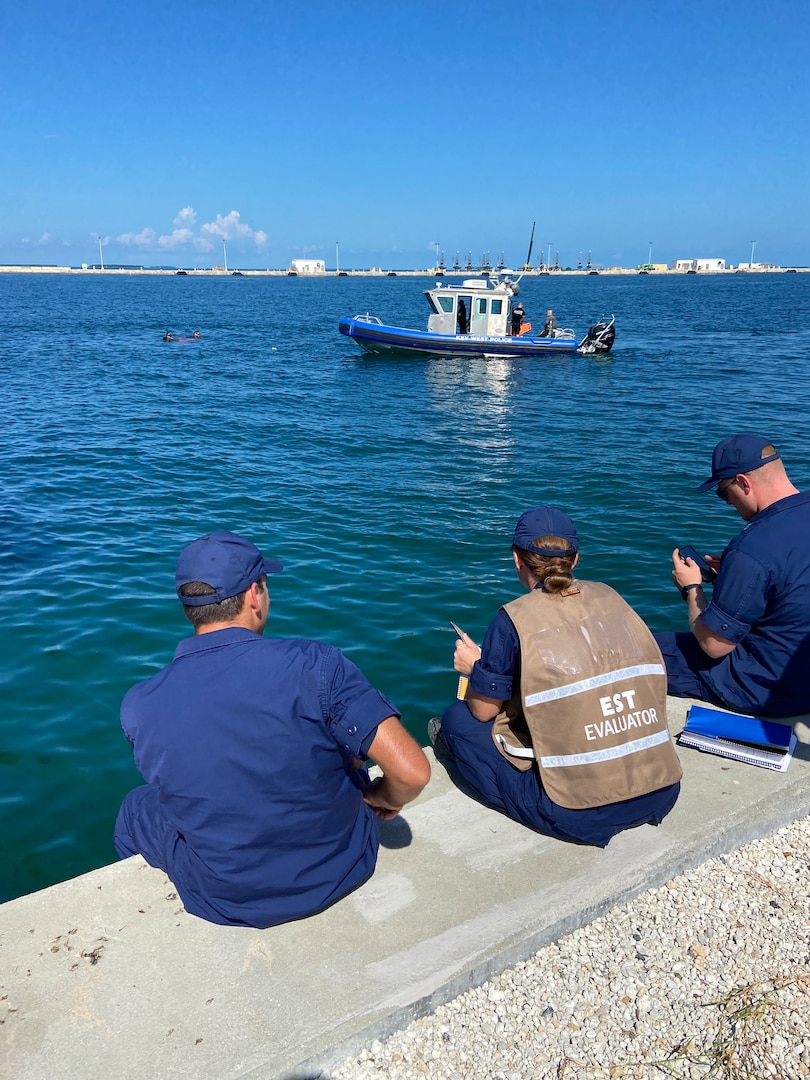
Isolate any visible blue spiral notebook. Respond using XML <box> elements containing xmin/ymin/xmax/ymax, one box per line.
<box><xmin>678</xmin><ymin>704</ymin><xmax>797</xmax><ymax>772</ymax></box>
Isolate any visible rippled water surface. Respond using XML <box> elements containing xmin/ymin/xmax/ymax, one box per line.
<box><xmin>2</xmin><ymin>270</ymin><xmax>809</xmax><ymax>901</ymax></box>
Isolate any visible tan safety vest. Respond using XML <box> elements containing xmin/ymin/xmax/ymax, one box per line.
<box><xmin>492</xmin><ymin>581</ymin><xmax>682</xmax><ymax>810</ymax></box>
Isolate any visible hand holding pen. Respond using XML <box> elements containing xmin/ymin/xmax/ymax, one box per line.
<box><xmin>451</xmin><ymin>621</ymin><xmax>481</xmax><ymax>677</ymax></box>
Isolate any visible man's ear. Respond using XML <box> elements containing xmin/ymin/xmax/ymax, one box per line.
<box><xmin>736</xmin><ymin>473</ymin><xmax>753</xmax><ymax>494</ymax></box>
<box><xmin>246</xmin><ymin>581</ymin><xmax>263</xmax><ymax>614</ymax></box>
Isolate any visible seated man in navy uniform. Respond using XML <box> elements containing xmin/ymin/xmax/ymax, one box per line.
<box><xmin>114</xmin><ymin>530</ymin><xmax>430</xmax><ymax>928</ymax></box>
<box><xmin>656</xmin><ymin>433</ymin><xmax>810</xmax><ymax>718</ymax></box>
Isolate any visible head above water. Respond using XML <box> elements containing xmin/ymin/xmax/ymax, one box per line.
<box><xmin>175</xmin><ymin>530</ymin><xmax>283</xmax><ymax>606</ymax></box>
<box><xmin>697</xmin><ymin>433</ymin><xmax>781</xmax><ymax>493</ymax></box>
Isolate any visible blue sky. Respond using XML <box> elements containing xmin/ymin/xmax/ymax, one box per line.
<box><xmin>3</xmin><ymin>0</ymin><xmax>809</xmax><ymax>269</ymax></box>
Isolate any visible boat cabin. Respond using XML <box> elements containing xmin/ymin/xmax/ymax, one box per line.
<box><xmin>424</xmin><ymin>277</ymin><xmax>517</xmax><ymax>338</ymax></box>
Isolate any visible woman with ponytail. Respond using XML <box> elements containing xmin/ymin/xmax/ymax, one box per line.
<box><xmin>429</xmin><ymin>506</ymin><xmax>681</xmax><ymax>847</ymax></box>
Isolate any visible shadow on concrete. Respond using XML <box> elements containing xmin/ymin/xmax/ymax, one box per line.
<box><xmin>378</xmin><ymin>814</ymin><xmax>413</xmax><ymax>849</ymax></box>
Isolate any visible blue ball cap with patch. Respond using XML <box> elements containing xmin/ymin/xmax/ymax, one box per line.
<box><xmin>175</xmin><ymin>530</ymin><xmax>283</xmax><ymax>606</ymax></box>
<box><xmin>512</xmin><ymin>506</ymin><xmax>579</xmax><ymax>558</ymax></box>
<box><xmin>697</xmin><ymin>434</ymin><xmax>781</xmax><ymax>493</ymax></box>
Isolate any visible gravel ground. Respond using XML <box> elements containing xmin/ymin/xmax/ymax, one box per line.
<box><xmin>332</xmin><ymin>815</ymin><xmax>810</xmax><ymax>1079</ymax></box>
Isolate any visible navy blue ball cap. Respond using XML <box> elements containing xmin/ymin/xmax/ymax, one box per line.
<box><xmin>697</xmin><ymin>433</ymin><xmax>781</xmax><ymax>493</ymax></box>
<box><xmin>175</xmin><ymin>530</ymin><xmax>283</xmax><ymax>606</ymax></box>
<box><xmin>512</xmin><ymin>506</ymin><xmax>579</xmax><ymax>557</ymax></box>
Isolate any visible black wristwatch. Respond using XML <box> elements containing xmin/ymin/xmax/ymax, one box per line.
<box><xmin>680</xmin><ymin>582</ymin><xmax>703</xmax><ymax>601</ymax></box>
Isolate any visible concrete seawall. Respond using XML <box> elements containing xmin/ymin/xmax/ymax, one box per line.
<box><xmin>2</xmin><ymin>695</ymin><xmax>809</xmax><ymax>1080</ymax></box>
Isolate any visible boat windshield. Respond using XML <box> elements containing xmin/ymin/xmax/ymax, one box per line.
<box><xmin>425</xmin><ymin>292</ymin><xmax>455</xmax><ymax>315</ymax></box>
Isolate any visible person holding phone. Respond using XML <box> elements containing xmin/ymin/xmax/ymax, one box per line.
<box><xmin>655</xmin><ymin>433</ymin><xmax>810</xmax><ymax>718</ymax></box>
<box><xmin>677</xmin><ymin>546</ymin><xmax>716</xmax><ymax>584</ymax></box>
<box><xmin>428</xmin><ymin>506</ymin><xmax>681</xmax><ymax>847</ymax></box>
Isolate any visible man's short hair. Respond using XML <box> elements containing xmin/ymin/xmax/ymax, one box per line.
<box><xmin>179</xmin><ymin>578</ymin><xmax>265</xmax><ymax>628</ymax></box>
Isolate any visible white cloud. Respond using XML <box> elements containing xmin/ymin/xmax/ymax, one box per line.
<box><xmin>117</xmin><ymin>227</ymin><xmax>157</xmax><ymax>248</ymax></box>
<box><xmin>174</xmin><ymin>206</ymin><xmax>196</xmax><ymax>227</ymax></box>
<box><xmin>38</xmin><ymin>232</ymin><xmax>52</xmax><ymax>244</ymax></box>
<box><xmin>157</xmin><ymin>228</ymin><xmax>195</xmax><ymax>250</ymax></box>
<box><xmin>200</xmin><ymin>210</ymin><xmax>268</xmax><ymax>248</ymax></box>
<box><xmin>115</xmin><ymin>208</ymin><xmax>268</xmax><ymax>254</ymax></box>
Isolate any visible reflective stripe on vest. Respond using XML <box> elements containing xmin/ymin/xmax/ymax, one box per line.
<box><xmin>525</xmin><ymin>663</ymin><xmax>666</xmax><ymax>707</ymax></box>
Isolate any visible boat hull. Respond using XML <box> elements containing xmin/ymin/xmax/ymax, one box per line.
<box><xmin>338</xmin><ymin>317</ymin><xmax>580</xmax><ymax>358</ymax></box>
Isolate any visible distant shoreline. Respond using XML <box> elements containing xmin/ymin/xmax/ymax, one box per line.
<box><xmin>1</xmin><ymin>265</ymin><xmax>808</xmax><ymax>277</ymax></box>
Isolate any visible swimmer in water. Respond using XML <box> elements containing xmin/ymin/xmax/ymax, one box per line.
<box><xmin>192</xmin><ymin>331</ymin><xmax>200</xmax><ymax>338</ymax></box>
<box><xmin>163</xmin><ymin>331</ymin><xmax>173</xmax><ymax>342</ymax></box>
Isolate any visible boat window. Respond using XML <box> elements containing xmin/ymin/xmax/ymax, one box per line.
<box><xmin>477</xmin><ymin>298</ymin><xmax>487</xmax><ymax>315</ymax></box>
<box><xmin>437</xmin><ymin>296</ymin><xmax>454</xmax><ymax>314</ymax></box>
<box><xmin>491</xmin><ymin>299</ymin><xmax>503</xmax><ymax>314</ymax></box>
<box><xmin>425</xmin><ymin>294</ymin><xmax>442</xmax><ymax>314</ymax></box>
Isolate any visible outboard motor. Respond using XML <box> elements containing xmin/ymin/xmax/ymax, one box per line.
<box><xmin>578</xmin><ymin>315</ymin><xmax>616</xmax><ymax>354</ymax></box>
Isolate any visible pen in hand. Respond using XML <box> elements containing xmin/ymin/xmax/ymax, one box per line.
<box><xmin>450</xmin><ymin>621</ymin><xmax>479</xmax><ymax>698</ymax></box>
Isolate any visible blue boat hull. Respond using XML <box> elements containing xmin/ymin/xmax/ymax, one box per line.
<box><xmin>338</xmin><ymin>317</ymin><xmax>581</xmax><ymax>358</ymax></box>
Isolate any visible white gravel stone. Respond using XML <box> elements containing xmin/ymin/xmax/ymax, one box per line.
<box><xmin>332</xmin><ymin>815</ymin><xmax>810</xmax><ymax>1080</ymax></box>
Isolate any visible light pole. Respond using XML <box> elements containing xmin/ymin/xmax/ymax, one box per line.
<box><xmin>547</xmin><ymin>242</ymin><xmax>552</xmax><ymax>270</ymax></box>
<box><xmin>750</xmin><ymin>240</ymin><xmax>756</xmax><ymax>270</ymax></box>
<box><xmin>648</xmin><ymin>241</ymin><xmax>653</xmax><ymax>267</ymax></box>
<box><xmin>94</xmin><ymin>233</ymin><xmax>104</xmax><ymax>270</ymax></box>
<box><xmin>335</xmin><ymin>241</ymin><xmax>340</xmax><ymax>275</ymax></box>
<box><xmin>222</xmin><ymin>239</ymin><xmax>228</xmax><ymax>273</ymax></box>
<box><xmin>432</xmin><ymin>241</ymin><xmax>440</xmax><ymax>269</ymax></box>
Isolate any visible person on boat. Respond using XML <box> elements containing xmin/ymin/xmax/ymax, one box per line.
<box><xmin>655</xmin><ymin>434</ymin><xmax>810</xmax><ymax>718</ymax></box>
<box><xmin>429</xmin><ymin>506</ymin><xmax>681</xmax><ymax>847</ymax></box>
<box><xmin>510</xmin><ymin>301</ymin><xmax>525</xmax><ymax>337</ymax></box>
<box><xmin>457</xmin><ymin>299</ymin><xmax>468</xmax><ymax>335</ymax></box>
<box><xmin>163</xmin><ymin>330</ymin><xmax>173</xmax><ymax>342</ymax></box>
<box><xmin>539</xmin><ymin>310</ymin><xmax>557</xmax><ymax>337</ymax></box>
<box><xmin>114</xmin><ymin>530</ymin><xmax>430</xmax><ymax>928</ymax></box>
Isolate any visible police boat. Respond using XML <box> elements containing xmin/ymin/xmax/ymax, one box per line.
<box><xmin>338</xmin><ymin>275</ymin><xmax>616</xmax><ymax>359</ymax></box>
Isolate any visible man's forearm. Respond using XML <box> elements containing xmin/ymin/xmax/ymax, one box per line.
<box><xmin>365</xmin><ymin>716</ymin><xmax>431</xmax><ymax>813</ymax></box>
<box><xmin>684</xmin><ymin>586</ymin><xmax>737</xmax><ymax>658</ymax></box>
<box><xmin>683</xmin><ymin>583</ymin><xmax>707</xmax><ymax>634</ymax></box>
<box><xmin>369</xmin><ymin>771</ymin><xmax>425</xmax><ymax>810</ymax></box>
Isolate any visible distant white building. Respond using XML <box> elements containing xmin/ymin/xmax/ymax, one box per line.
<box><xmin>288</xmin><ymin>258</ymin><xmax>326</xmax><ymax>275</ymax></box>
<box><xmin>671</xmin><ymin>258</ymin><xmax>726</xmax><ymax>273</ymax></box>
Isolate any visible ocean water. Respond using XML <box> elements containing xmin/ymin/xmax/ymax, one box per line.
<box><xmin>2</xmin><ymin>270</ymin><xmax>809</xmax><ymax>903</ymax></box>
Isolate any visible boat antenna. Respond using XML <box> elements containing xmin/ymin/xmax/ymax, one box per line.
<box><xmin>516</xmin><ymin>221</ymin><xmax>536</xmax><ymax>284</ymax></box>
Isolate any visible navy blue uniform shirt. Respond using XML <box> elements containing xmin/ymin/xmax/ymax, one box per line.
<box><xmin>469</xmin><ymin>607</ymin><xmax>520</xmax><ymax>701</ymax></box>
<box><xmin>697</xmin><ymin>490</ymin><xmax>810</xmax><ymax>716</ymax></box>
<box><xmin>116</xmin><ymin>627</ymin><xmax>398</xmax><ymax>928</ymax></box>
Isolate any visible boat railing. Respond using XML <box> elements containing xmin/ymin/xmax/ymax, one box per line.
<box><xmin>552</xmin><ymin>328</ymin><xmax>577</xmax><ymax>340</ymax></box>
<box><xmin>353</xmin><ymin>313</ymin><xmax>383</xmax><ymax>325</ymax></box>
